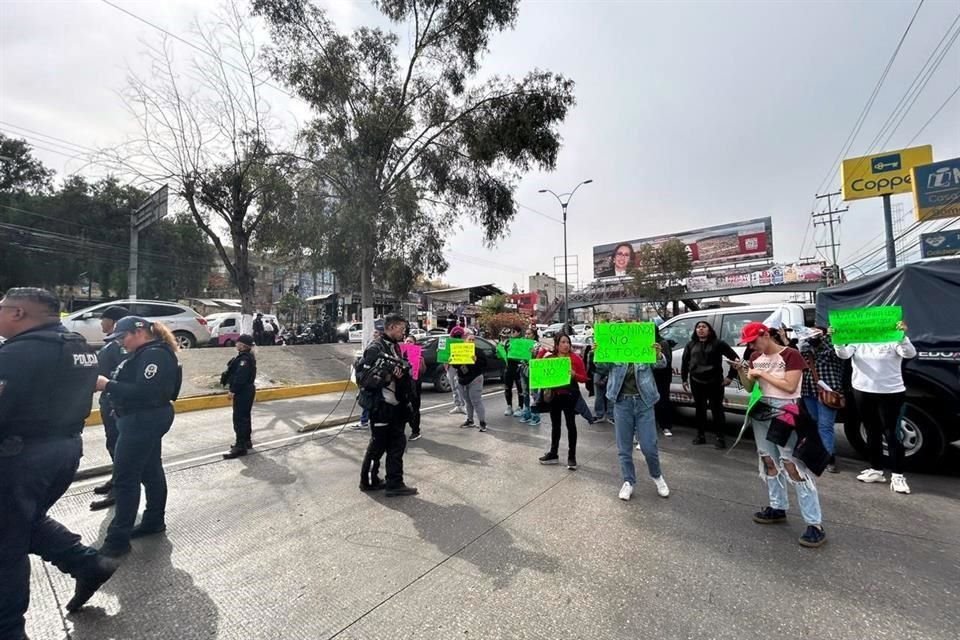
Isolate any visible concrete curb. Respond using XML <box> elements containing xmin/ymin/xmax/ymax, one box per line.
<box><xmin>83</xmin><ymin>380</ymin><xmax>357</xmax><ymax>427</ymax></box>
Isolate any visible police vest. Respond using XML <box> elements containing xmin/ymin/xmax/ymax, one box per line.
<box><xmin>9</xmin><ymin>330</ymin><xmax>99</xmax><ymax>438</ymax></box>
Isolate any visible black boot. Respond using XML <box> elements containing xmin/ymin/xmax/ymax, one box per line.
<box><xmin>222</xmin><ymin>445</ymin><xmax>248</xmax><ymax>459</ymax></box>
<box><xmin>65</xmin><ymin>555</ymin><xmax>119</xmax><ymax>612</ymax></box>
<box><xmin>89</xmin><ymin>492</ymin><xmax>116</xmax><ymax>511</ymax></box>
<box><xmin>93</xmin><ymin>479</ymin><xmax>113</xmax><ymax>495</ymax></box>
<box><xmin>692</xmin><ymin>434</ymin><xmax>707</xmax><ymax>445</ymax></box>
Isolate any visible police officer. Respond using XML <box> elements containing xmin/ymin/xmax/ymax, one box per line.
<box><xmin>0</xmin><ymin>288</ymin><xmax>118</xmax><ymax>638</ymax></box>
<box><xmin>95</xmin><ymin>316</ymin><xmax>182</xmax><ymax>557</ymax></box>
<box><xmin>221</xmin><ymin>333</ymin><xmax>257</xmax><ymax>459</ymax></box>
<box><xmin>89</xmin><ymin>305</ymin><xmax>129</xmax><ymax>511</ymax></box>
<box><xmin>357</xmin><ymin>315</ymin><xmax>417</xmax><ymax>496</ymax></box>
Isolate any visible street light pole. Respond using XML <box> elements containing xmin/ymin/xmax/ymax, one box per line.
<box><xmin>539</xmin><ymin>180</ymin><xmax>593</xmax><ymax>324</ymax></box>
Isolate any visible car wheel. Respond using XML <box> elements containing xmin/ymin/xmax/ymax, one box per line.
<box><xmin>434</xmin><ymin>370</ymin><xmax>451</xmax><ymax>393</ymax></box>
<box><xmin>223</xmin><ymin>339</ymin><xmax>235</xmax><ymax>347</ymax></box>
<box><xmin>174</xmin><ymin>331</ymin><xmax>196</xmax><ymax>350</ymax></box>
<box><xmin>846</xmin><ymin>401</ymin><xmax>946</xmax><ymax>470</ymax></box>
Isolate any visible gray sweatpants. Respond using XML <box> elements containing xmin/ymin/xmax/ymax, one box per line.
<box><xmin>464</xmin><ymin>376</ymin><xmax>486</xmax><ymax>424</ymax></box>
<box><xmin>446</xmin><ymin>366</ymin><xmax>465</xmax><ymax>408</ymax></box>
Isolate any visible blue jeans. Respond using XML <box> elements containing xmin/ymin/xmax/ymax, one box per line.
<box><xmin>802</xmin><ymin>395</ymin><xmax>837</xmax><ymax>455</ymax></box>
<box><xmin>104</xmin><ymin>405</ymin><xmax>174</xmax><ymax>551</ymax></box>
<box><xmin>574</xmin><ymin>392</ymin><xmax>595</xmax><ymax>423</ymax></box>
<box><xmin>0</xmin><ymin>435</ymin><xmax>100</xmax><ymax>638</ymax></box>
<box><xmin>751</xmin><ymin>398</ymin><xmax>822</xmax><ymax>526</ymax></box>
<box><xmin>593</xmin><ymin>374</ymin><xmax>607</xmax><ymax>417</ymax></box>
<box><xmin>613</xmin><ymin>395</ymin><xmax>662</xmax><ymax>484</ymax></box>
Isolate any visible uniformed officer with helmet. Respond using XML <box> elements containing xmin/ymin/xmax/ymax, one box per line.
<box><xmin>95</xmin><ymin>315</ymin><xmax>182</xmax><ymax>558</ymax></box>
<box><xmin>89</xmin><ymin>304</ymin><xmax>129</xmax><ymax>511</ymax></box>
<box><xmin>0</xmin><ymin>288</ymin><xmax>118</xmax><ymax>638</ymax></box>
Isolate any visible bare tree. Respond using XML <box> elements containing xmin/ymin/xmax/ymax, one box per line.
<box><xmin>99</xmin><ymin>0</ymin><xmax>291</xmax><ymax>323</ymax></box>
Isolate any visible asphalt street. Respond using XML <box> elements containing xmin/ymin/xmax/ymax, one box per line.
<box><xmin>26</xmin><ymin>391</ymin><xmax>960</xmax><ymax>640</ymax></box>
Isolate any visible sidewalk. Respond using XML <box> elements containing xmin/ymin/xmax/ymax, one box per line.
<box><xmin>28</xmin><ymin>404</ymin><xmax>960</xmax><ymax>639</ymax></box>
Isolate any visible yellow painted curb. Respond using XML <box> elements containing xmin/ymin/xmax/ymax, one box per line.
<box><xmin>85</xmin><ymin>380</ymin><xmax>356</xmax><ymax>428</ymax></box>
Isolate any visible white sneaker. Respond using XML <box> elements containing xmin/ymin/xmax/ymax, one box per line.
<box><xmin>504</xmin><ymin>407</ymin><xmax>513</xmax><ymax>416</ymax></box>
<box><xmin>890</xmin><ymin>473</ymin><xmax>911</xmax><ymax>494</ymax></box>
<box><xmin>662</xmin><ymin>428</ymin><xmax>673</xmax><ymax>437</ymax></box>
<box><xmin>448</xmin><ymin>407</ymin><xmax>460</xmax><ymax>414</ymax></box>
<box><xmin>857</xmin><ymin>468</ymin><xmax>886</xmax><ymax>483</ymax></box>
<box><xmin>618</xmin><ymin>482</ymin><xmax>634</xmax><ymax>501</ymax></box>
<box><xmin>654</xmin><ymin>476</ymin><xmax>670</xmax><ymax>498</ymax></box>
<box><xmin>635</xmin><ymin>442</ymin><xmax>642</xmax><ymax>450</ymax></box>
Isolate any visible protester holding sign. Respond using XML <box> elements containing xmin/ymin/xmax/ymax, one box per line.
<box><xmin>402</xmin><ymin>337</ymin><xmax>426</xmax><ymax>441</ymax></box>
<box><xmin>518</xmin><ymin>327</ymin><xmax>542</xmax><ymax>427</ymax></box>
<box><xmin>738</xmin><ymin>321</ymin><xmax>826</xmax><ymax>549</ymax></box>
<box><xmin>799</xmin><ymin>331</ymin><xmax>844</xmax><ymax>473</ymax></box>
<box><xmin>444</xmin><ymin>326</ymin><xmax>466</xmax><ymax>416</ymax></box>
<box><xmin>681</xmin><ymin>320</ymin><xmax>740</xmax><ymax>449</ymax></box>
<box><xmin>599</xmin><ymin>341</ymin><xmax>670</xmax><ymax>501</ymax></box>
<box><xmin>502</xmin><ymin>328</ymin><xmax>526</xmax><ymax>418</ymax></box>
<box><xmin>833</xmin><ymin>312</ymin><xmax>916</xmax><ymax>494</ymax></box>
<box><xmin>456</xmin><ymin>330</ymin><xmax>488</xmax><ymax>431</ymax></box>
<box><xmin>537</xmin><ymin>334</ymin><xmax>588</xmax><ymax>470</ymax></box>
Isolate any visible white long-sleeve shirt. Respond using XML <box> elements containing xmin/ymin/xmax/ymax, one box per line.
<box><xmin>835</xmin><ymin>338</ymin><xmax>917</xmax><ymax>394</ymax></box>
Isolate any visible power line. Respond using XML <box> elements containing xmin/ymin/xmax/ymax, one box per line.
<box><xmin>907</xmin><ymin>82</ymin><xmax>960</xmax><ymax>145</ymax></box>
<box><xmin>811</xmin><ymin>0</ymin><xmax>925</xmax><ymax>199</ymax></box>
<box><xmin>98</xmin><ymin>0</ymin><xmax>296</xmax><ymax>100</ymax></box>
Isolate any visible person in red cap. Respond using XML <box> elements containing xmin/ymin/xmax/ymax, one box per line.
<box><xmin>736</xmin><ymin>321</ymin><xmax>827</xmax><ymax>548</ymax></box>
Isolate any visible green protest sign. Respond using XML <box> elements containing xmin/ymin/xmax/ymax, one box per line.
<box><xmin>829</xmin><ymin>306</ymin><xmax>903</xmax><ymax>345</ymax></box>
<box><xmin>746</xmin><ymin>385</ymin><xmax>763</xmax><ymax>417</ymax></box>
<box><xmin>594</xmin><ymin>322</ymin><xmax>657</xmax><ymax>363</ymax></box>
<box><xmin>437</xmin><ymin>337</ymin><xmax>462</xmax><ymax>364</ymax></box>
<box><xmin>529</xmin><ymin>357</ymin><xmax>571</xmax><ymax>389</ymax></box>
<box><xmin>496</xmin><ymin>343</ymin><xmax>508</xmax><ymax>362</ymax></box>
<box><xmin>506</xmin><ymin>338</ymin><xmax>537</xmax><ymax>361</ymax></box>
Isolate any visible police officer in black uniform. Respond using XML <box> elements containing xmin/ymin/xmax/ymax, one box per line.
<box><xmin>95</xmin><ymin>315</ymin><xmax>182</xmax><ymax>558</ymax></box>
<box><xmin>221</xmin><ymin>333</ymin><xmax>257</xmax><ymax>459</ymax></box>
<box><xmin>357</xmin><ymin>315</ymin><xmax>417</xmax><ymax>497</ymax></box>
<box><xmin>0</xmin><ymin>288</ymin><xmax>118</xmax><ymax>638</ymax></box>
<box><xmin>89</xmin><ymin>305</ymin><xmax>129</xmax><ymax>511</ymax></box>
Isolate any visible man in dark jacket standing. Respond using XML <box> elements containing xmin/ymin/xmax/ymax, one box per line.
<box><xmin>90</xmin><ymin>305</ymin><xmax>129</xmax><ymax>510</ymax></box>
<box><xmin>357</xmin><ymin>315</ymin><xmax>417</xmax><ymax>496</ymax></box>
<box><xmin>252</xmin><ymin>313</ymin><xmax>265</xmax><ymax>346</ymax></box>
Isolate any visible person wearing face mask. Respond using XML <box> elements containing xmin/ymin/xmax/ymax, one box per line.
<box><xmin>94</xmin><ymin>316</ymin><xmax>182</xmax><ymax>558</ymax></box>
<box><xmin>681</xmin><ymin>320</ymin><xmax>740</xmax><ymax>448</ymax></box>
<box><xmin>220</xmin><ymin>334</ymin><xmax>257</xmax><ymax>459</ymax></box>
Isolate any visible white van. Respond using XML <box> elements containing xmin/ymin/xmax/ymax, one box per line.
<box><xmin>206</xmin><ymin>312</ymin><xmax>283</xmax><ymax>346</ymax></box>
<box><xmin>657</xmin><ymin>303</ymin><xmax>815</xmax><ymax>411</ymax></box>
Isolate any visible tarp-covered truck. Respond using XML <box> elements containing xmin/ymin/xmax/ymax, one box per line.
<box><xmin>816</xmin><ymin>258</ymin><xmax>960</xmax><ymax>470</ymax></box>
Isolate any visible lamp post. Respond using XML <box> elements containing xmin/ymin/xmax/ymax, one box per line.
<box><xmin>538</xmin><ymin>180</ymin><xmax>593</xmax><ymax>324</ymax></box>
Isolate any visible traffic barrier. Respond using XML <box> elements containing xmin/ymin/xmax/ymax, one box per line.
<box><xmin>84</xmin><ymin>380</ymin><xmax>356</xmax><ymax>427</ymax></box>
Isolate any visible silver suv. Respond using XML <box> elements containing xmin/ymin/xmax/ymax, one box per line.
<box><xmin>62</xmin><ymin>300</ymin><xmax>211</xmax><ymax>349</ymax></box>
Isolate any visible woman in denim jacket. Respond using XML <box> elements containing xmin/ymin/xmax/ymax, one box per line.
<box><xmin>600</xmin><ymin>343</ymin><xmax>670</xmax><ymax>501</ymax></box>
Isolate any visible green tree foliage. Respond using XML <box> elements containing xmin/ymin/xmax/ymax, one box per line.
<box><xmin>626</xmin><ymin>239</ymin><xmax>692</xmax><ymax>318</ymax></box>
<box><xmin>0</xmin><ymin>134</ymin><xmax>214</xmax><ymax>298</ymax></box>
<box><xmin>253</xmin><ymin>0</ymin><xmax>575</xmax><ymax>307</ymax></box>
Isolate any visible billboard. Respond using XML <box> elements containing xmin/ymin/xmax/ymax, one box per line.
<box><xmin>840</xmin><ymin>144</ymin><xmax>932</xmax><ymax>202</ymax></box>
<box><xmin>919</xmin><ymin>229</ymin><xmax>960</xmax><ymax>259</ymax></box>
<box><xmin>912</xmin><ymin>156</ymin><xmax>960</xmax><ymax>222</ymax></box>
<box><xmin>592</xmin><ymin>217</ymin><xmax>773</xmax><ymax>278</ymax></box>
<box><xmin>686</xmin><ymin>263</ymin><xmax>823</xmax><ymax>293</ymax></box>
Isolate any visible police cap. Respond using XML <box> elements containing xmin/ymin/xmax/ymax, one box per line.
<box><xmin>101</xmin><ymin>305</ymin><xmax>129</xmax><ymax>322</ymax></box>
<box><xmin>105</xmin><ymin>315</ymin><xmax>151</xmax><ymax>340</ymax></box>
<box><xmin>236</xmin><ymin>334</ymin><xmax>255</xmax><ymax>346</ymax></box>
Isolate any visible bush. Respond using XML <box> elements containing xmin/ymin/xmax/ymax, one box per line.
<box><xmin>479</xmin><ymin>312</ymin><xmax>528</xmax><ymax>337</ymax></box>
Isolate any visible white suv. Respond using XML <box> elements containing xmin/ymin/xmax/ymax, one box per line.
<box><xmin>63</xmin><ymin>300</ymin><xmax>211</xmax><ymax>349</ymax></box>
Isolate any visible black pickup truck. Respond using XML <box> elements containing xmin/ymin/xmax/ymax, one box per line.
<box><xmin>816</xmin><ymin>258</ymin><xmax>960</xmax><ymax>470</ymax></box>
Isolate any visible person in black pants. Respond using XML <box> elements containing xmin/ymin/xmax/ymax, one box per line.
<box><xmin>95</xmin><ymin>316</ymin><xmax>182</xmax><ymax>557</ymax></box>
<box><xmin>221</xmin><ymin>334</ymin><xmax>257</xmax><ymax>459</ymax></box>
<box><xmin>653</xmin><ymin>326</ymin><xmax>674</xmax><ymax>437</ymax></box>
<box><xmin>404</xmin><ymin>335</ymin><xmax>425</xmax><ymax>441</ymax></box>
<box><xmin>681</xmin><ymin>320</ymin><xmax>739</xmax><ymax>448</ymax></box>
<box><xmin>357</xmin><ymin>315</ymin><xmax>417</xmax><ymax>496</ymax></box>
<box><xmin>90</xmin><ymin>304</ymin><xmax>130</xmax><ymax>511</ymax></box>
<box><xmin>0</xmin><ymin>288</ymin><xmax>119</xmax><ymax>634</ymax></box>
<box><xmin>502</xmin><ymin>328</ymin><xmax>524</xmax><ymax>417</ymax></box>
<box><xmin>538</xmin><ymin>334</ymin><xmax>589</xmax><ymax>470</ymax></box>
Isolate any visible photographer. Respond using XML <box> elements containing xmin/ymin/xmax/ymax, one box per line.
<box><xmin>356</xmin><ymin>315</ymin><xmax>417</xmax><ymax>497</ymax></box>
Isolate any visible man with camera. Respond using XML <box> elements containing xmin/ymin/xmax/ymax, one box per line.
<box><xmin>356</xmin><ymin>315</ymin><xmax>418</xmax><ymax>497</ymax></box>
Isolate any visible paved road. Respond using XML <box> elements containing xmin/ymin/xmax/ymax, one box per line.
<box><xmin>28</xmin><ymin>393</ymin><xmax>960</xmax><ymax>639</ymax></box>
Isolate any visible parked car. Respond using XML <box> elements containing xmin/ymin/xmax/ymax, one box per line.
<box><xmin>541</xmin><ymin>322</ymin><xmax>566</xmax><ymax>339</ymax></box>
<box><xmin>816</xmin><ymin>258</ymin><xmax>960</xmax><ymax>470</ymax></box>
<box><xmin>418</xmin><ymin>335</ymin><xmax>505</xmax><ymax>392</ymax></box>
<box><xmin>657</xmin><ymin>302</ymin><xmax>815</xmax><ymax>414</ymax></box>
<box><xmin>205</xmin><ymin>312</ymin><xmax>283</xmax><ymax>346</ymax></box>
<box><xmin>409</xmin><ymin>328</ymin><xmax>427</xmax><ymax>339</ymax></box>
<box><xmin>336</xmin><ymin>322</ymin><xmax>362</xmax><ymax>342</ymax></box>
<box><xmin>62</xmin><ymin>300</ymin><xmax>211</xmax><ymax>349</ymax></box>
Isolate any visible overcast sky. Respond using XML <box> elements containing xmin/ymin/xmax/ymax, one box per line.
<box><xmin>2</xmin><ymin>0</ymin><xmax>958</xmax><ymax>297</ymax></box>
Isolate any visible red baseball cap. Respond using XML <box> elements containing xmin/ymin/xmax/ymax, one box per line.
<box><xmin>739</xmin><ymin>321</ymin><xmax>768</xmax><ymax>345</ymax></box>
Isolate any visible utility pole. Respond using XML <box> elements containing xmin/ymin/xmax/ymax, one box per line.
<box><xmin>813</xmin><ymin>190</ymin><xmax>848</xmax><ymax>284</ymax></box>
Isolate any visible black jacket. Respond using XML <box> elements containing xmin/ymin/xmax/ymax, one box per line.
<box><xmin>681</xmin><ymin>338</ymin><xmax>738</xmax><ymax>385</ymax></box>
<box><xmin>96</xmin><ymin>338</ymin><xmax>128</xmax><ymax>407</ymax></box>
<box><xmin>358</xmin><ymin>336</ymin><xmax>412</xmax><ymax>424</ymax></box>
<box><xmin>653</xmin><ymin>338</ymin><xmax>674</xmax><ymax>383</ymax></box>
<box><xmin>106</xmin><ymin>340</ymin><xmax>182</xmax><ymax>414</ymax></box>
<box><xmin>221</xmin><ymin>351</ymin><xmax>256</xmax><ymax>392</ymax></box>
<box><xmin>456</xmin><ymin>348</ymin><xmax>487</xmax><ymax>385</ymax></box>
<box><xmin>0</xmin><ymin>323</ymin><xmax>99</xmax><ymax>439</ymax></box>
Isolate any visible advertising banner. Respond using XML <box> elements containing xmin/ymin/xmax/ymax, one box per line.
<box><xmin>912</xmin><ymin>156</ymin><xmax>960</xmax><ymax>222</ymax></box>
<box><xmin>829</xmin><ymin>306</ymin><xmax>903</xmax><ymax>345</ymax></box>
<box><xmin>919</xmin><ymin>229</ymin><xmax>960</xmax><ymax>258</ymax></box>
<box><xmin>592</xmin><ymin>217</ymin><xmax>773</xmax><ymax>278</ymax></box>
<box><xmin>840</xmin><ymin>145</ymin><xmax>932</xmax><ymax>202</ymax></box>
<box><xmin>593</xmin><ymin>323</ymin><xmax>658</xmax><ymax>363</ymax></box>
<box><xmin>685</xmin><ymin>263</ymin><xmax>823</xmax><ymax>293</ymax></box>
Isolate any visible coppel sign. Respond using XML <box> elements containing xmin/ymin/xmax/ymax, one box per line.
<box><xmin>841</xmin><ymin>145</ymin><xmax>933</xmax><ymax>202</ymax></box>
